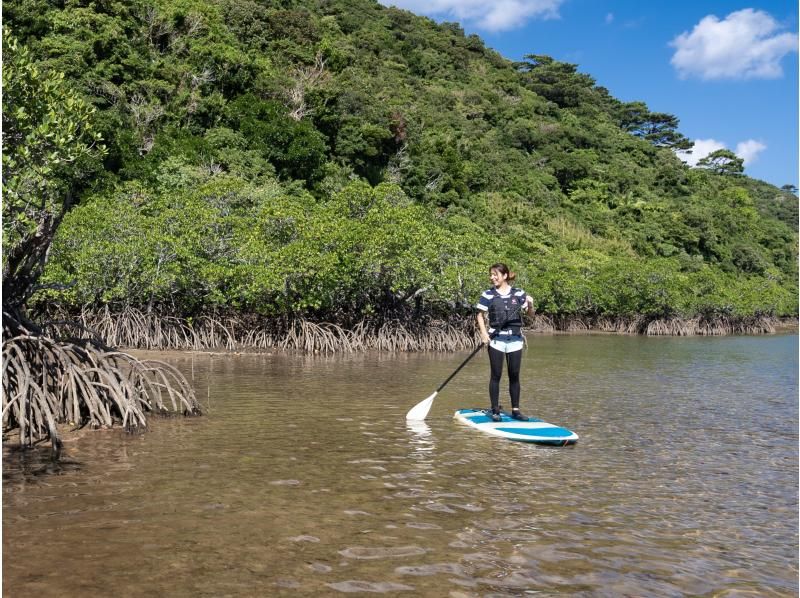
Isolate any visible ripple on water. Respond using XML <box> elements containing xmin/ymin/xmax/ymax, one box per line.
<box><xmin>308</xmin><ymin>562</ymin><xmax>332</xmax><ymax>573</ymax></box>
<box><xmin>269</xmin><ymin>479</ymin><xmax>301</xmax><ymax>486</ymax></box>
<box><xmin>273</xmin><ymin>578</ymin><xmax>301</xmax><ymax>588</ymax></box>
<box><xmin>327</xmin><ymin>580</ymin><xmax>415</xmax><ymax>593</ymax></box>
<box><xmin>393</xmin><ymin>489</ymin><xmax>427</xmax><ymax>498</ymax></box>
<box><xmin>338</xmin><ymin>546</ymin><xmax>427</xmax><ymax>559</ymax></box>
<box><xmin>474</xmin><ymin>570</ymin><xmax>538</xmax><ymax>590</ymax></box>
<box><xmin>288</xmin><ymin>535</ymin><xmax>320</xmax><ymax>542</ymax></box>
<box><xmin>451</xmin><ymin>503</ymin><xmax>485</xmax><ymax>512</ymax></box>
<box><xmin>405</xmin><ymin>522</ymin><xmax>441</xmax><ymax>530</ymax></box>
<box><xmin>424</xmin><ymin>502</ymin><xmax>457</xmax><ymax>513</ymax></box>
<box><xmin>395</xmin><ymin>563</ymin><xmax>465</xmax><ymax>576</ymax></box>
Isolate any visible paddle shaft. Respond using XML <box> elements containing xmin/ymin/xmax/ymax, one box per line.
<box><xmin>435</xmin><ymin>343</ymin><xmax>484</xmax><ymax>393</ymax></box>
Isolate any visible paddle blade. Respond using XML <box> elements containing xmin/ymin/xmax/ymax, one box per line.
<box><xmin>405</xmin><ymin>391</ymin><xmax>437</xmax><ymax>421</ymax></box>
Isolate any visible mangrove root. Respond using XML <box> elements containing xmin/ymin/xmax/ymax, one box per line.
<box><xmin>2</xmin><ymin>313</ymin><xmax>202</xmax><ymax>459</ymax></box>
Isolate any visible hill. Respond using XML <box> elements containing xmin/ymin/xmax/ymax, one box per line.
<box><xmin>4</xmin><ymin>0</ymin><xmax>797</xmax><ymax>347</ymax></box>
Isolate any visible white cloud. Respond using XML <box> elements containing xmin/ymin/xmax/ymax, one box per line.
<box><xmin>670</xmin><ymin>8</ymin><xmax>798</xmax><ymax>80</ymax></box>
<box><xmin>675</xmin><ymin>138</ymin><xmax>767</xmax><ymax>168</ymax></box>
<box><xmin>676</xmin><ymin>138</ymin><xmax>726</xmax><ymax>166</ymax></box>
<box><xmin>735</xmin><ymin>139</ymin><xmax>767</xmax><ymax>165</ymax></box>
<box><xmin>381</xmin><ymin>0</ymin><xmax>565</xmax><ymax>32</ymax></box>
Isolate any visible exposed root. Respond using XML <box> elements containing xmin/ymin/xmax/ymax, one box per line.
<box><xmin>2</xmin><ymin>313</ymin><xmax>201</xmax><ymax>458</ymax></box>
<box><xmin>35</xmin><ymin>306</ymin><xmax>783</xmax><ymax>355</ymax></box>
<box><xmin>527</xmin><ymin>314</ymin><xmax>557</xmax><ymax>333</ymax></box>
<box><xmin>41</xmin><ymin>307</ymin><xmax>478</xmax><ymax>353</ymax></box>
<box><xmin>645</xmin><ymin>315</ymin><xmax>777</xmax><ymax>336</ymax></box>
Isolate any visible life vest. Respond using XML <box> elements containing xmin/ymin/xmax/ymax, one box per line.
<box><xmin>487</xmin><ymin>288</ymin><xmax>524</xmax><ymax>335</ymax></box>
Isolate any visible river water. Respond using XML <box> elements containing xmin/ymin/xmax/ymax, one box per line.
<box><xmin>3</xmin><ymin>334</ymin><xmax>798</xmax><ymax>596</ymax></box>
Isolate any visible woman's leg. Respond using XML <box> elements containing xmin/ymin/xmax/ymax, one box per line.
<box><xmin>488</xmin><ymin>345</ymin><xmax>505</xmax><ymax>412</ymax></box>
<box><xmin>506</xmin><ymin>349</ymin><xmax>522</xmax><ymax>409</ymax></box>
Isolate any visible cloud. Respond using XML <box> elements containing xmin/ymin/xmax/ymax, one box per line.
<box><xmin>670</xmin><ymin>9</ymin><xmax>798</xmax><ymax>80</ymax></box>
<box><xmin>735</xmin><ymin>139</ymin><xmax>767</xmax><ymax>165</ymax></box>
<box><xmin>380</xmin><ymin>0</ymin><xmax>565</xmax><ymax>32</ymax></box>
<box><xmin>675</xmin><ymin>138</ymin><xmax>767</xmax><ymax>167</ymax></box>
<box><xmin>605</xmin><ymin>13</ymin><xmax>614</xmax><ymax>25</ymax></box>
<box><xmin>676</xmin><ymin>139</ymin><xmax>726</xmax><ymax>166</ymax></box>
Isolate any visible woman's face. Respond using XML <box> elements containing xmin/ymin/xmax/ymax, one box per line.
<box><xmin>489</xmin><ymin>268</ymin><xmax>507</xmax><ymax>287</ymax></box>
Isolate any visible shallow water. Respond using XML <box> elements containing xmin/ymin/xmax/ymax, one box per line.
<box><xmin>4</xmin><ymin>334</ymin><xmax>798</xmax><ymax>596</ymax></box>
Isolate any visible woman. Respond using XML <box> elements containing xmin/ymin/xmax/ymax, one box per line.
<box><xmin>475</xmin><ymin>263</ymin><xmax>532</xmax><ymax>422</ymax></box>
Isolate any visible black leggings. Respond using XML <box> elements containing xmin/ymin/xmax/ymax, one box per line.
<box><xmin>488</xmin><ymin>346</ymin><xmax>522</xmax><ymax>411</ymax></box>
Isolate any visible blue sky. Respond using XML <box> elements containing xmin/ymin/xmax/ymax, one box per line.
<box><xmin>381</xmin><ymin>1</ymin><xmax>799</xmax><ymax>188</ymax></box>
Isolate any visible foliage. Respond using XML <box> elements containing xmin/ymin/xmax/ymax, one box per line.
<box><xmin>616</xmin><ymin>101</ymin><xmax>692</xmax><ymax>150</ymax></box>
<box><xmin>2</xmin><ymin>27</ymin><xmax>107</xmax><ymax>308</ymax></box>
<box><xmin>698</xmin><ymin>149</ymin><xmax>744</xmax><ymax>177</ymax></box>
<box><xmin>46</xmin><ymin>179</ymin><xmax>500</xmax><ymax>320</ymax></box>
<box><xmin>4</xmin><ymin>0</ymin><xmax>796</xmax><ymax>330</ymax></box>
<box><xmin>2</xmin><ymin>28</ymin><xmax>200</xmax><ymax>456</ymax></box>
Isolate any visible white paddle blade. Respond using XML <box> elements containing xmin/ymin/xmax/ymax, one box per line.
<box><xmin>405</xmin><ymin>392</ymin><xmax>437</xmax><ymax>421</ymax></box>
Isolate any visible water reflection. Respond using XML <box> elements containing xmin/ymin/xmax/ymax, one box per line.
<box><xmin>405</xmin><ymin>419</ymin><xmax>432</xmax><ymax>440</ymax></box>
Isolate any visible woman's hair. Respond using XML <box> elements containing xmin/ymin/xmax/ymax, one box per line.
<box><xmin>490</xmin><ymin>262</ymin><xmax>516</xmax><ymax>282</ymax></box>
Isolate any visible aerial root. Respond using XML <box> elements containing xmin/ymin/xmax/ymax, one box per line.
<box><xmin>36</xmin><ymin>307</ymin><xmax>780</xmax><ymax>354</ymax></box>
<box><xmin>2</xmin><ymin>321</ymin><xmax>202</xmax><ymax>458</ymax></box>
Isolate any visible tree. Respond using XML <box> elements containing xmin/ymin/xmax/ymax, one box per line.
<box><xmin>4</xmin><ymin>0</ymin><xmax>797</xmax><ymax>341</ymax></box>
<box><xmin>2</xmin><ymin>29</ymin><xmax>200</xmax><ymax>457</ymax></box>
<box><xmin>697</xmin><ymin>149</ymin><xmax>744</xmax><ymax>176</ymax></box>
<box><xmin>226</xmin><ymin>94</ymin><xmax>328</xmax><ymax>183</ymax></box>
<box><xmin>780</xmin><ymin>184</ymin><xmax>797</xmax><ymax>195</ymax></box>
<box><xmin>617</xmin><ymin>101</ymin><xmax>692</xmax><ymax>150</ymax></box>
<box><xmin>2</xmin><ymin>28</ymin><xmax>106</xmax><ymax>310</ymax></box>
<box><xmin>515</xmin><ymin>55</ymin><xmax>597</xmax><ymax>108</ymax></box>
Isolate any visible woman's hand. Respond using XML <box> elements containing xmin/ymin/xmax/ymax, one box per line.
<box><xmin>481</xmin><ymin>332</ymin><xmax>491</xmax><ymax>345</ymax></box>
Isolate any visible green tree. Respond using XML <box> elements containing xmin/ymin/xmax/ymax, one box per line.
<box><xmin>697</xmin><ymin>149</ymin><xmax>744</xmax><ymax>176</ymax></box>
<box><xmin>2</xmin><ymin>28</ymin><xmax>106</xmax><ymax>311</ymax></box>
<box><xmin>7</xmin><ymin>0</ymin><xmax>796</xmax><ymax>329</ymax></box>
<box><xmin>617</xmin><ymin>101</ymin><xmax>692</xmax><ymax>150</ymax></box>
<box><xmin>780</xmin><ymin>184</ymin><xmax>797</xmax><ymax>195</ymax></box>
<box><xmin>226</xmin><ymin>94</ymin><xmax>328</xmax><ymax>183</ymax></box>
<box><xmin>516</xmin><ymin>54</ymin><xmax>597</xmax><ymax>108</ymax></box>
<box><xmin>1</xmin><ymin>28</ymin><xmax>199</xmax><ymax>457</ymax></box>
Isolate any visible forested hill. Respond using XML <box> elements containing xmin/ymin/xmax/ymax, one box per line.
<box><xmin>5</xmin><ymin>0</ymin><xmax>798</xmax><ymax>334</ymax></box>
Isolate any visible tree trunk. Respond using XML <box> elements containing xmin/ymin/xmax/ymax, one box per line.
<box><xmin>2</xmin><ymin>194</ymin><xmax>70</xmax><ymax>312</ymax></box>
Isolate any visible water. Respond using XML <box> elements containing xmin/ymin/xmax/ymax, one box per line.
<box><xmin>4</xmin><ymin>334</ymin><xmax>798</xmax><ymax>596</ymax></box>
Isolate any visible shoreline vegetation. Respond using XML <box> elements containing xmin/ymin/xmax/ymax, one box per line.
<box><xmin>40</xmin><ymin>306</ymin><xmax>795</xmax><ymax>355</ymax></box>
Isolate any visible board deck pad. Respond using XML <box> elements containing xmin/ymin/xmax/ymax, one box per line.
<box><xmin>454</xmin><ymin>409</ymin><xmax>578</xmax><ymax>445</ymax></box>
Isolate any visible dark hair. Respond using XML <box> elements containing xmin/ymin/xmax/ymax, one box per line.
<box><xmin>490</xmin><ymin>262</ymin><xmax>516</xmax><ymax>282</ymax></box>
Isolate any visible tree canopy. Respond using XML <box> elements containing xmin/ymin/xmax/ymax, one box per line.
<box><xmin>3</xmin><ymin>0</ymin><xmax>797</xmax><ymax>329</ymax></box>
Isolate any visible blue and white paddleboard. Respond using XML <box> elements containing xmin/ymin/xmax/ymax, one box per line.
<box><xmin>454</xmin><ymin>409</ymin><xmax>579</xmax><ymax>445</ymax></box>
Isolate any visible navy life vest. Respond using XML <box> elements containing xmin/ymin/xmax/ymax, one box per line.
<box><xmin>487</xmin><ymin>288</ymin><xmax>525</xmax><ymax>335</ymax></box>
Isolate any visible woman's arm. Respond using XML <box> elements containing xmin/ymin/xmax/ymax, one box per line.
<box><xmin>476</xmin><ymin>312</ymin><xmax>490</xmax><ymax>344</ymax></box>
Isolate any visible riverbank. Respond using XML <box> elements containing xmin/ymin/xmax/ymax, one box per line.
<box><xmin>773</xmin><ymin>316</ymin><xmax>799</xmax><ymax>332</ymax></box>
<box><xmin>40</xmin><ymin>308</ymin><xmax>796</xmax><ymax>354</ymax></box>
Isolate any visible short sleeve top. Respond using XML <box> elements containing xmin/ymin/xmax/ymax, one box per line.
<box><xmin>475</xmin><ymin>287</ymin><xmax>530</xmax><ymax>313</ymax></box>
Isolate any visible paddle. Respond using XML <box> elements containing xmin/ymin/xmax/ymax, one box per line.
<box><xmin>405</xmin><ymin>343</ymin><xmax>484</xmax><ymax>421</ymax></box>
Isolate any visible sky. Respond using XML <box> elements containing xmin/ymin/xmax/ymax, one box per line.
<box><xmin>380</xmin><ymin>0</ymin><xmax>799</xmax><ymax>188</ymax></box>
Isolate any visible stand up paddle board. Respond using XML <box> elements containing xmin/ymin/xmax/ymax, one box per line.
<box><xmin>454</xmin><ymin>409</ymin><xmax>578</xmax><ymax>445</ymax></box>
